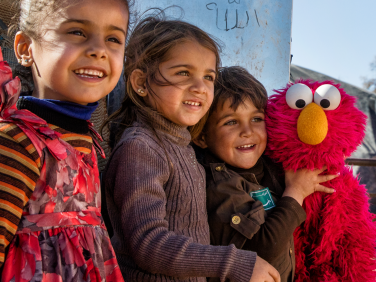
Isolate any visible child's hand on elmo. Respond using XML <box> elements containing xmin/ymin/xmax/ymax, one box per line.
<box><xmin>283</xmin><ymin>166</ymin><xmax>338</xmax><ymax>205</ymax></box>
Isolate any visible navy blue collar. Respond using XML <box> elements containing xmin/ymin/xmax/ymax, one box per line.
<box><xmin>17</xmin><ymin>96</ymin><xmax>99</xmax><ymax>134</ymax></box>
<box><xmin>21</xmin><ymin>96</ymin><xmax>98</xmax><ymax>120</ymax></box>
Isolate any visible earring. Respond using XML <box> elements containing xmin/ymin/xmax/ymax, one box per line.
<box><xmin>137</xmin><ymin>89</ymin><xmax>145</xmax><ymax>94</ymax></box>
<box><xmin>18</xmin><ymin>58</ymin><xmax>22</xmax><ymax>64</ymax></box>
<box><xmin>24</xmin><ymin>59</ymin><xmax>29</xmax><ymax>63</ymax></box>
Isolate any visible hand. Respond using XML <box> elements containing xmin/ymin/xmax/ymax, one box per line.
<box><xmin>249</xmin><ymin>256</ymin><xmax>280</xmax><ymax>282</ymax></box>
<box><xmin>283</xmin><ymin>166</ymin><xmax>338</xmax><ymax>205</ymax></box>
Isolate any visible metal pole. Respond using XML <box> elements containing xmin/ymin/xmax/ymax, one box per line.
<box><xmin>345</xmin><ymin>158</ymin><xmax>376</xmax><ymax>167</ymax></box>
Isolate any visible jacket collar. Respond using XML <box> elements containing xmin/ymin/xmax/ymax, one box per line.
<box><xmin>202</xmin><ymin>149</ymin><xmax>264</xmax><ymax>184</ymax></box>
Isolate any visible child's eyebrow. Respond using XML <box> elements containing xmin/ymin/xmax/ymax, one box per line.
<box><xmin>168</xmin><ymin>64</ymin><xmax>216</xmax><ymax>74</ymax></box>
<box><xmin>216</xmin><ymin>109</ymin><xmax>264</xmax><ymax>125</ymax></box>
<box><xmin>61</xmin><ymin>19</ymin><xmax>126</xmax><ymax>37</ymax></box>
<box><xmin>216</xmin><ymin>113</ymin><xmax>235</xmax><ymax>125</ymax></box>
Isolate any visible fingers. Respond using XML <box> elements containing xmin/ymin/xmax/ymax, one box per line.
<box><xmin>268</xmin><ymin>266</ymin><xmax>281</xmax><ymax>282</ymax></box>
<box><xmin>315</xmin><ymin>184</ymin><xmax>336</xmax><ymax>194</ymax></box>
<box><xmin>251</xmin><ymin>256</ymin><xmax>281</xmax><ymax>282</ymax></box>
<box><xmin>318</xmin><ymin>173</ymin><xmax>339</xmax><ymax>183</ymax></box>
<box><xmin>318</xmin><ymin>165</ymin><xmax>328</xmax><ymax>173</ymax></box>
<box><xmin>315</xmin><ymin>172</ymin><xmax>339</xmax><ymax>194</ymax></box>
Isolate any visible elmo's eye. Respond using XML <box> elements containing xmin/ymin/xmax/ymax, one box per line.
<box><xmin>285</xmin><ymin>83</ymin><xmax>313</xmax><ymax>110</ymax></box>
<box><xmin>313</xmin><ymin>84</ymin><xmax>341</xmax><ymax>111</ymax></box>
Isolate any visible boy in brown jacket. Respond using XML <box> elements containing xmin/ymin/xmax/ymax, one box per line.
<box><xmin>193</xmin><ymin>66</ymin><xmax>337</xmax><ymax>282</ymax></box>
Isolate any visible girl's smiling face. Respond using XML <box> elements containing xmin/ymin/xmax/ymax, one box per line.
<box><xmin>16</xmin><ymin>0</ymin><xmax>128</xmax><ymax>104</ymax></box>
<box><xmin>136</xmin><ymin>40</ymin><xmax>217</xmax><ymax>127</ymax></box>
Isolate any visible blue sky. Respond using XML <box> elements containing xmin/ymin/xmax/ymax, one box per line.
<box><xmin>291</xmin><ymin>0</ymin><xmax>376</xmax><ymax>89</ymax></box>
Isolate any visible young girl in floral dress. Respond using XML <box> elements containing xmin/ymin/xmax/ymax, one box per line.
<box><xmin>0</xmin><ymin>0</ymin><xmax>129</xmax><ymax>280</ymax></box>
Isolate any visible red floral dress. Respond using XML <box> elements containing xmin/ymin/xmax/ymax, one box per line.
<box><xmin>0</xmin><ymin>49</ymin><xmax>124</xmax><ymax>282</ymax></box>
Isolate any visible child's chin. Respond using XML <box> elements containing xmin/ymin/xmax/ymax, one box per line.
<box><xmin>230</xmin><ymin>161</ymin><xmax>256</xmax><ymax>170</ymax></box>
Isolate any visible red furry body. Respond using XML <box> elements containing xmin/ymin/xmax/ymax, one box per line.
<box><xmin>266</xmin><ymin>80</ymin><xmax>376</xmax><ymax>281</ymax></box>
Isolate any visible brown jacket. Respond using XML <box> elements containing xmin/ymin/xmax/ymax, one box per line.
<box><xmin>200</xmin><ymin>150</ymin><xmax>306</xmax><ymax>282</ymax></box>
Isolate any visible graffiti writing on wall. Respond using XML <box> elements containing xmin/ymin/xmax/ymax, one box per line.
<box><xmin>206</xmin><ymin>0</ymin><xmax>257</xmax><ymax>31</ymax></box>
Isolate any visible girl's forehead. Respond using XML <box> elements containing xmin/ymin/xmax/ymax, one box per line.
<box><xmin>42</xmin><ymin>0</ymin><xmax>128</xmax><ymax>23</ymax></box>
<box><xmin>38</xmin><ymin>0</ymin><xmax>129</xmax><ymax>31</ymax></box>
<box><xmin>163</xmin><ymin>40</ymin><xmax>216</xmax><ymax>67</ymax></box>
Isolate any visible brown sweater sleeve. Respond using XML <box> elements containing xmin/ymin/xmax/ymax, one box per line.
<box><xmin>0</xmin><ymin>123</ymin><xmax>40</xmax><ymax>267</ymax></box>
<box><xmin>107</xmin><ymin>137</ymin><xmax>257</xmax><ymax>282</ymax></box>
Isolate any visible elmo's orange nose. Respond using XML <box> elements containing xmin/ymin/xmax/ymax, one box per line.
<box><xmin>297</xmin><ymin>103</ymin><xmax>328</xmax><ymax>145</ymax></box>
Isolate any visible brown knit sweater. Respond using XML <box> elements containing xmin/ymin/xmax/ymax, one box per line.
<box><xmin>103</xmin><ymin>112</ymin><xmax>257</xmax><ymax>282</ymax></box>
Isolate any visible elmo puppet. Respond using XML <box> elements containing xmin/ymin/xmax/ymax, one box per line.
<box><xmin>265</xmin><ymin>80</ymin><xmax>376</xmax><ymax>281</ymax></box>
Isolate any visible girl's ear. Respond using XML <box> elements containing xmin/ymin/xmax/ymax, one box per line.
<box><xmin>193</xmin><ymin>133</ymin><xmax>208</xmax><ymax>149</ymax></box>
<box><xmin>14</xmin><ymin>31</ymin><xmax>33</xmax><ymax>67</ymax></box>
<box><xmin>130</xmin><ymin>69</ymin><xmax>148</xmax><ymax>97</ymax></box>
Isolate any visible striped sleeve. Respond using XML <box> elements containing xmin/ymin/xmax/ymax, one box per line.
<box><xmin>50</xmin><ymin>124</ymin><xmax>93</xmax><ymax>154</ymax></box>
<box><xmin>0</xmin><ymin>122</ymin><xmax>40</xmax><ymax>266</ymax></box>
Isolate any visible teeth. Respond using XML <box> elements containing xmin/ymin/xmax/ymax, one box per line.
<box><xmin>74</xmin><ymin>69</ymin><xmax>104</xmax><ymax>78</ymax></box>
<box><xmin>237</xmin><ymin>144</ymin><xmax>255</xmax><ymax>149</ymax></box>
<box><xmin>183</xmin><ymin>101</ymin><xmax>201</xmax><ymax>106</ymax></box>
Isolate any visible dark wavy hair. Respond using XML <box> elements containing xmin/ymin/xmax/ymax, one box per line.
<box><xmin>103</xmin><ymin>12</ymin><xmax>222</xmax><ymax>148</ymax></box>
<box><xmin>210</xmin><ymin>66</ymin><xmax>267</xmax><ymax>116</ymax></box>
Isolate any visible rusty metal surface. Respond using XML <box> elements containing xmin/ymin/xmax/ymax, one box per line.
<box><xmin>132</xmin><ymin>0</ymin><xmax>293</xmax><ymax>95</ymax></box>
<box><xmin>345</xmin><ymin>158</ymin><xmax>376</xmax><ymax>167</ymax></box>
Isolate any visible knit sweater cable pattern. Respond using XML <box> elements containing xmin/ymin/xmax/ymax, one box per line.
<box><xmin>104</xmin><ymin>112</ymin><xmax>257</xmax><ymax>282</ymax></box>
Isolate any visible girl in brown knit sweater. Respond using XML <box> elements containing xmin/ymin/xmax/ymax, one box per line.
<box><xmin>103</xmin><ymin>15</ymin><xmax>281</xmax><ymax>282</ymax></box>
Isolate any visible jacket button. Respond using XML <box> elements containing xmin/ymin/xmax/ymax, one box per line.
<box><xmin>215</xmin><ymin>166</ymin><xmax>223</xmax><ymax>171</ymax></box>
<box><xmin>232</xmin><ymin>215</ymin><xmax>241</xmax><ymax>224</ymax></box>
<box><xmin>289</xmin><ymin>248</ymin><xmax>293</xmax><ymax>255</ymax></box>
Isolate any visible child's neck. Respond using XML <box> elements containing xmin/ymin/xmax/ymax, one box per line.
<box><xmin>17</xmin><ymin>97</ymin><xmax>93</xmax><ymax>134</ymax></box>
<box><xmin>137</xmin><ymin>110</ymin><xmax>191</xmax><ymax>146</ymax></box>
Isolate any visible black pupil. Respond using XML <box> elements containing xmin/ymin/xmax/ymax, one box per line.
<box><xmin>320</xmin><ymin>99</ymin><xmax>330</xmax><ymax>108</ymax></box>
<box><xmin>295</xmin><ymin>99</ymin><xmax>306</xmax><ymax>108</ymax></box>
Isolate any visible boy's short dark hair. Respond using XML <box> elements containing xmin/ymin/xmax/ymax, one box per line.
<box><xmin>210</xmin><ymin>66</ymin><xmax>268</xmax><ymax>115</ymax></box>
